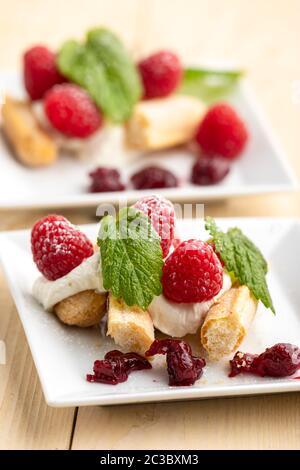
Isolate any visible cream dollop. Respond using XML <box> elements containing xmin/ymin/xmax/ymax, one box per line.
<box><xmin>148</xmin><ymin>273</ymin><xmax>232</xmax><ymax>337</ymax></box>
<box><xmin>32</xmin><ymin>253</ymin><xmax>106</xmax><ymax>310</ymax></box>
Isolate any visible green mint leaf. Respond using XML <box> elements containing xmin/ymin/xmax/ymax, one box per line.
<box><xmin>57</xmin><ymin>28</ymin><xmax>142</xmax><ymax>123</ymax></box>
<box><xmin>98</xmin><ymin>207</ymin><xmax>163</xmax><ymax>310</ymax></box>
<box><xmin>178</xmin><ymin>67</ymin><xmax>244</xmax><ymax>103</ymax></box>
<box><xmin>205</xmin><ymin>217</ymin><xmax>275</xmax><ymax>313</ymax></box>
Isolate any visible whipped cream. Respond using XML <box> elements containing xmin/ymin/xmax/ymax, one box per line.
<box><xmin>148</xmin><ymin>273</ymin><xmax>232</xmax><ymax>337</ymax></box>
<box><xmin>32</xmin><ymin>253</ymin><xmax>106</xmax><ymax>310</ymax></box>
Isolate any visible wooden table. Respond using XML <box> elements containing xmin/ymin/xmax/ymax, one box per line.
<box><xmin>0</xmin><ymin>0</ymin><xmax>299</xmax><ymax>450</ymax></box>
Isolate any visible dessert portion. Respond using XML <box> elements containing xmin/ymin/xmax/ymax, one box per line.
<box><xmin>31</xmin><ymin>196</ymin><xmax>286</xmax><ymax>387</ymax></box>
<box><xmin>31</xmin><ymin>215</ymin><xmax>107</xmax><ymax>327</ymax></box>
<box><xmin>1</xmin><ymin>26</ymin><xmax>248</xmax><ymax>192</ymax></box>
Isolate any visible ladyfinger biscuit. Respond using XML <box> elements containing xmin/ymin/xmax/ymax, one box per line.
<box><xmin>2</xmin><ymin>95</ymin><xmax>57</xmax><ymax>167</ymax></box>
<box><xmin>107</xmin><ymin>294</ymin><xmax>154</xmax><ymax>355</ymax></box>
<box><xmin>201</xmin><ymin>285</ymin><xmax>258</xmax><ymax>360</ymax></box>
<box><xmin>54</xmin><ymin>290</ymin><xmax>107</xmax><ymax>327</ymax></box>
<box><xmin>125</xmin><ymin>95</ymin><xmax>206</xmax><ymax>151</ymax></box>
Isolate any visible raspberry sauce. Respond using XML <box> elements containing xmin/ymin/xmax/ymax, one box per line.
<box><xmin>229</xmin><ymin>343</ymin><xmax>300</xmax><ymax>378</ymax></box>
<box><xmin>146</xmin><ymin>339</ymin><xmax>206</xmax><ymax>386</ymax></box>
<box><xmin>191</xmin><ymin>156</ymin><xmax>230</xmax><ymax>185</ymax></box>
<box><xmin>87</xmin><ymin>350</ymin><xmax>151</xmax><ymax>385</ymax></box>
<box><xmin>131</xmin><ymin>166</ymin><xmax>178</xmax><ymax>190</ymax></box>
<box><xmin>88</xmin><ymin>167</ymin><xmax>125</xmax><ymax>193</ymax></box>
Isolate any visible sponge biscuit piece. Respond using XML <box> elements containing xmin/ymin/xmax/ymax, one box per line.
<box><xmin>201</xmin><ymin>285</ymin><xmax>258</xmax><ymax>360</ymax></box>
<box><xmin>125</xmin><ymin>95</ymin><xmax>206</xmax><ymax>151</ymax></box>
<box><xmin>2</xmin><ymin>95</ymin><xmax>57</xmax><ymax>167</ymax></box>
<box><xmin>107</xmin><ymin>294</ymin><xmax>154</xmax><ymax>355</ymax></box>
<box><xmin>54</xmin><ymin>290</ymin><xmax>107</xmax><ymax>327</ymax></box>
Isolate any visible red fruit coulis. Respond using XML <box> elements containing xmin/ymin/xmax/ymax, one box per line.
<box><xmin>131</xmin><ymin>166</ymin><xmax>179</xmax><ymax>190</ymax></box>
<box><xmin>145</xmin><ymin>339</ymin><xmax>206</xmax><ymax>386</ymax></box>
<box><xmin>229</xmin><ymin>343</ymin><xmax>300</xmax><ymax>378</ymax></box>
<box><xmin>88</xmin><ymin>167</ymin><xmax>125</xmax><ymax>193</ymax></box>
<box><xmin>86</xmin><ymin>350</ymin><xmax>151</xmax><ymax>385</ymax></box>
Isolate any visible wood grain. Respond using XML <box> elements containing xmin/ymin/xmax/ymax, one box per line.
<box><xmin>0</xmin><ymin>0</ymin><xmax>299</xmax><ymax>450</ymax></box>
<box><xmin>72</xmin><ymin>394</ymin><xmax>300</xmax><ymax>450</ymax></box>
<box><xmin>0</xmin><ymin>271</ymin><xmax>75</xmax><ymax>449</ymax></box>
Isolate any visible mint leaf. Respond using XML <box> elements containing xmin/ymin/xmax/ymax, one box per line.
<box><xmin>178</xmin><ymin>68</ymin><xmax>244</xmax><ymax>103</ymax></box>
<box><xmin>57</xmin><ymin>28</ymin><xmax>142</xmax><ymax>123</ymax></box>
<box><xmin>205</xmin><ymin>217</ymin><xmax>275</xmax><ymax>313</ymax></box>
<box><xmin>98</xmin><ymin>208</ymin><xmax>163</xmax><ymax>310</ymax></box>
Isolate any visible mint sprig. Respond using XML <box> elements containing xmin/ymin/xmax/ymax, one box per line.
<box><xmin>205</xmin><ymin>217</ymin><xmax>275</xmax><ymax>313</ymax></box>
<box><xmin>97</xmin><ymin>208</ymin><xmax>163</xmax><ymax>310</ymax></box>
<box><xmin>57</xmin><ymin>28</ymin><xmax>142</xmax><ymax>123</ymax></box>
<box><xmin>178</xmin><ymin>67</ymin><xmax>244</xmax><ymax>103</ymax></box>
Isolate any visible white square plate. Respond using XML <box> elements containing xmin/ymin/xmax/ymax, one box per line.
<box><xmin>0</xmin><ymin>71</ymin><xmax>297</xmax><ymax>209</ymax></box>
<box><xmin>0</xmin><ymin>217</ymin><xmax>300</xmax><ymax>407</ymax></box>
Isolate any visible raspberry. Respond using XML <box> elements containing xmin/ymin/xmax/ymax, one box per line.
<box><xmin>162</xmin><ymin>239</ymin><xmax>223</xmax><ymax>303</ymax></box>
<box><xmin>172</xmin><ymin>236</ymin><xmax>182</xmax><ymax>251</ymax></box>
<box><xmin>133</xmin><ymin>195</ymin><xmax>175</xmax><ymax>258</ymax></box>
<box><xmin>195</xmin><ymin>103</ymin><xmax>248</xmax><ymax>159</ymax></box>
<box><xmin>138</xmin><ymin>51</ymin><xmax>183</xmax><ymax>99</ymax></box>
<box><xmin>44</xmin><ymin>84</ymin><xmax>103</xmax><ymax>138</ymax></box>
<box><xmin>31</xmin><ymin>215</ymin><xmax>94</xmax><ymax>281</ymax></box>
<box><xmin>23</xmin><ymin>45</ymin><xmax>64</xmax><ymax>100</ymax></box>
<box><xmin>191</xmin><ymin>156</ymin><xmax>230</xmax><ymax>185</ymax></box>
<box><xmin>131</xmin><ymin>166</ymin><xmax>178</xmax><ymax>190</ymax></box>
<box><xmin>89</xmin><ymin>167</ymin><xmax>125</xmax><ymax>193</ymax></box>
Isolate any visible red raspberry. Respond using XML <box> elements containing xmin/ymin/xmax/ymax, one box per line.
<box><xmin>23</xmin><ymin>45</ymin><xmax>64</xmax><ymax>100</ymax></box>
<box><xmin>172</xmin><ymin>236</ymin><xmax>182</xmax><ymax>251</ymax></box>
<box><xmin>133</xmin><ymin>195</ymin><xmax>175</xmax><ymax>258</ymax></box>
<box><xmin>138</xmin><ymin>51</ymin><xmax>183</xmax><ymax>99</ymax></box>
<box><xmin>195</xmin><ymin>103</ymin><xmax>249</xmax><ymax>159</ymax></box>
<box><xmin>44</xmin><ymin>84</ymin><xmax>103</xmax><ymax>138</ymax></box>
<box><xmin>31</xmin><ymin>215</ymin><xmax>94</xmax><ymax>281</ymax></box>
<box><xmin>162</xmin><ymin>239</ymin><xmax>223</xmax><ymax>303</ymax></box>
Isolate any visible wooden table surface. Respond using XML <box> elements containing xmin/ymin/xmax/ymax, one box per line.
<box><xmin>0</xmin><ymin>0</ymin><xmax>299</xmax><ymax>450</ymax></box>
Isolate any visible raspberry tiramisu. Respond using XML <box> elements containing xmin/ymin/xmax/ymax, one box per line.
<box><xmin>30</xmin><ymin>196</ymin><xmax>282</xmax><ymax>386</ymax></box>
<box><xmin>1</xmin><ymin>26</ymin><xmax>248</xmax><ymax>195</ymax></box>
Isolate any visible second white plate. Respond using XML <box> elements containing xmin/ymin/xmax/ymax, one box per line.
<box><xmin>0</xmin><ymin>71</ymin><xmax>297</xmax><ymax>209</ymax></box>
